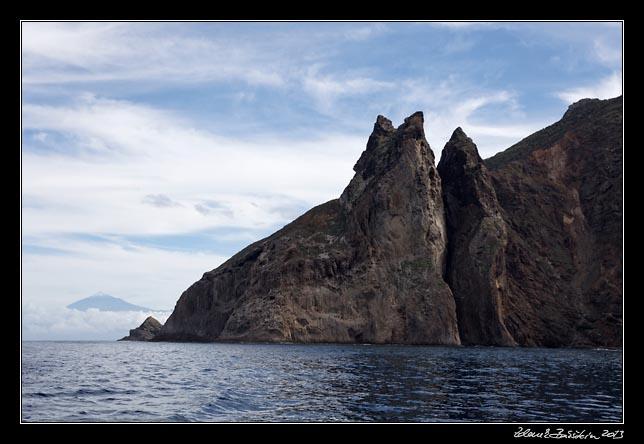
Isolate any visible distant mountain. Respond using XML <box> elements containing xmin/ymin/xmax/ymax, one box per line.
<box><xmin>67</xmin><ymin>293</ymin><xmax>155</xmax><ymax>312</ymax></box>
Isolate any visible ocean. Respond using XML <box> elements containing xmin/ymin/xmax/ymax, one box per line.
<box><xmin>21</xmin><ymin>341</ymin><xmax>622</xmax><ymax>423</ymax></box>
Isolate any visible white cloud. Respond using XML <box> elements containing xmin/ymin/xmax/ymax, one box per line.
<box><xmin>204</xmin><ymin>228</ymin><xmax>268</xmax><ymax>244</ymax></box>
<box><xmin>521</xmin><ymin>23</ymin><xmax>622</xmax><ymax>71</ymax></box>
<box><xmin>21</xmin><ymin>22</ymin><xmax>397</xmax><ymax>115</ymax></box>
<box><xmin>31</xmin><ymin>132</ymin><xmax>48</xmax><ymax>142</ymax></box>
<box><xmin>556</xmin><ymin>72</ymin><xmax>622</xmax><ymax>104</ymax></box>
<box><xmin>442</xmin><ymin>33</ymin><xmax>476</xmax><ymax>54</ymax></box>
<box><xmin>142</xmin><ymin>194</ymin><xmax>181</xmax><ymax>208</ymax></box>
<box><xmin>22</xmin><ymin>95</ymin><xmax>365</xmax><ymax>237</ymax></box>
<box><xmin>429</xmin><ymin>22</ymin><xmax>492</xmax><ymax>29</ymax></box>
<box><xmin>20</xmin><ymin>94</ymin><xmax>369</xmax><ymax>339</ymax></box>
<box><xmin>341</xmin><ymin>23</ymin><xmax>389</xmax><ymax>41</ymax></box>
<box><xmin>21</xmin><ymin>22</ymin><xmax>285</xmax><ymax>87</ymax></box>
<box><xmin>393</xmin><ymin>78</ymin><xmax>548</xmax><ymax>159</ymax></box>
<box><xmin>452</xmin><ymin>91</ymin><xmax>515</xmax><ymax>117</ymax></box>
<box><xmin>428</xmin><ymin>22</ymin><xmax>622</xmax><ymax>71</ymax></box>
<box><xmin>593</xmin><ymin>36</ymin><xmax>622</xmax><ymax>67</ymax></box>
<box><xmin>302</xmin><ymin>67</ymin><xmax>395</xmax><ymax>114</ymax></box>
<box><xmin>22</xmin><ymin>235</ymin><xmax>228</xmax><ymax>310</ymax></box>
<box><xmin>22</xmin><ymin>304</ymin><xmax>171</xmax><ymax>341</ymax></box>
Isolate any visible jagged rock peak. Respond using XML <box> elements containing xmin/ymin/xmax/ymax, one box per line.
<box><xmin>370</xmin><ymin>111</ymin><xmax>424</xmax><ymax>140</ymax></box>
<box><xmin>374</xmin><ymin>115</ymin><xmax>394</xmax><ymax>133</ymax></box>
<box><xmin>155</xmin><ymin>110</ymin><xmax>459</xmax><ymax>345</ymax></box>
<box><xmin>341</xmin><ymin>111</ymin><xmax>435</xmax><ymax>208</ymax></box>
<box><xmin>438</xmin><ymin>127</ymin><xmax>484</xmax><ymax>173</ymax></box>
<box><xmin>448</xmin><ymin>127</ymin><xmax>477</xmax><ymax>151</ymax></box>
<box><xmin>449</xmin><ymin>127</ymin><xmax>469</xmax><ymax>143</ymax></box>
<box><xmin>399</xmin><ymin>111</ymin><xmax>425</xmax><ymax>134</ymax></box>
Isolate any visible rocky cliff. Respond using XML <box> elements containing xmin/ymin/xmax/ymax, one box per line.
<box><xmin>151</xmin><ymin>96</ymin><xmax>622</xmax><ymax>348</ymax></box>
<box><xmin>155</xmin><ymin>112</ymin><xmax>459</xmax><ymax>344</ymax></box>
<box><xmin>119</xmin><ymin>316</ymin><xmax>163</xmax><ymax>341</ymax></box>
<box><xmin>484</xmin><ymin>97</ymin><xmax>623</xmax><ymax>347</ymax></box>
<box><xmin>438</xmin><ymin>128</ymin><xmax>516</xmax><ymax>346</ymax></box>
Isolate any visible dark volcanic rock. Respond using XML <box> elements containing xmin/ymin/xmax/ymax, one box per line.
<box><xmin>438</xmin><ymin>128</ymin><xmax>516</xmax><ymax>346</ymax></box>
<box><xmin>155</xmin><ymin>96</ymin><xmax>622</xmax><ymax>348</ymax></box>
<box><xmin>119</xmin><ymin>316</ymin><xmax>163</xmax><ymax>341</ymax></box>
<box><xmin>484</xmin><ymin>96</ymin><xmax>623</xmax><ymax>347</ymax></box>
<box><xmin>155</xmin><ymin>112</ymin><xmax>460</xmax><ymax>345</ymax></box>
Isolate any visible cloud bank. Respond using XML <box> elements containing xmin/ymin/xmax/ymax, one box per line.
<box><xmin>23</xmin><ymin>304</ymin><xmax>171</xmax><ymax>341</ymax></box>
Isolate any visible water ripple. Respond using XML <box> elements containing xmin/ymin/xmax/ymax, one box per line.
<box><xmin>21</xmin><ymin>342</ymin><xmax>622</xmax><ymax>422</ymax></box>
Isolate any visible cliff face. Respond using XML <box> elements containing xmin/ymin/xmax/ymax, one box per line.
<box><xmin>438</xmin><ymin>128</ymin><xmax>516</xmax><ymax>346</ymax></box>
<box><xmin>156</xmin><ymin>112</ymin><xmax>460</xmax><ymax>344</ymax></box>
<box><xmin>153</xmin><ymin>96</ymin><xmax>622</xmax><ymax>348</ymax></box>
<box><xmin>484</xmin><ymin>97</ymin><xmax>623</xmax><ymax>347</ymax></box>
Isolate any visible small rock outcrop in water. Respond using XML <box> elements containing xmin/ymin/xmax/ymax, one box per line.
<box><xmin>119</xmin><ymin>316</ymin><xmax>163</xmax><ymax>341</ymax></box>
<box><xmin>146</xmin><ymin>96</ymin><xmax>621</xmax><ymax>348</ymax></box>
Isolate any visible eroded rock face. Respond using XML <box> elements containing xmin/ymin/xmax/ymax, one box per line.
<box><xmin>153</xmin><ymin>96</ymin><xmax>622</xmax><ymax>348</ymax></box>
<box><xmin>119</xmin><ymin>316</ymin><xmax>163</xmax><ymax>341</ymax></box>
<box><xmin>486</xmin><ymin>96</ymin><xmax>622</xmax><ymax>347</ymax></box>
<box><xmin>155</xmin><ymin>112</ymin><xmax>460</xmax><ymax>345</ymax></box>
<box><xmin>437</xmin><ymin>128</ymin><xmax>516</xmax><ymax>346</ymax></box>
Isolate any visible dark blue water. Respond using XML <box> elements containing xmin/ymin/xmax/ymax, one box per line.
<box><xmin>21</xmin><ymin>342</ymin><xmax>622</xmax><ymax>422</ymax></box>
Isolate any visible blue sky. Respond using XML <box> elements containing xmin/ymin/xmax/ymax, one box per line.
<box><xmin>21</xmin><ymin>21</ymin><xmax>622</xmax><ymax>339</ymax></box>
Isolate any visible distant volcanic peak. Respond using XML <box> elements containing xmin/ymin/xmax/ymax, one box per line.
<box><xmin>67</xmin><ymin>294</ymin><xmax>155</xmax><ymax>312</ymax></box>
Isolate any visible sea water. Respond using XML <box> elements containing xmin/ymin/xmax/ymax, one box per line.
<box><xmin>21</xmin><ymin>341</ymin><xmax>622</xmax><ymax>423</ymax></box>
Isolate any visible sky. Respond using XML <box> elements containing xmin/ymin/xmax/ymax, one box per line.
<box><xmin>21</xmin><ymin>21</ymin><xmax>623</xmax><ymax>339</ymax></box>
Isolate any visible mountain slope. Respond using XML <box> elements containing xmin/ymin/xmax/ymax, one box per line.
<box><xmin>155</xmin><ymin>112</ymin><xmax>459</xmax><ymax>344</ymax></box>
<box><xmin>484</xmin><ymin>96</ymin><xmax>623</xmax><ymax>347</ymax></box>
<box><xmin>68</xmin><ymin>293</ymin><xmax>154</xmax><ymax>312</ymax></box>
<box><xmin>153</xmin><ymin>96</ymin><xmax>622</xmax><ymax>348</ymax></box>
